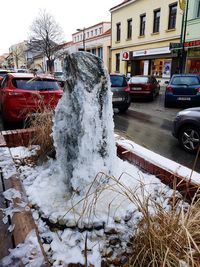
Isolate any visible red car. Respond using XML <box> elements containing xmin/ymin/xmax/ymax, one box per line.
<box><xmin>0</xmin><ymin>73</ymin><xmax>63</xmax><ymax>123</ymax></box>
<box><xmin>128</xmin><ymin>75</ymin><xmax>160</xmax><ymax>101</ymax></box>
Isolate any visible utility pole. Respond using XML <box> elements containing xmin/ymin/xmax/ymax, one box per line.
<box><xmin>179</xmin><ymin>0</ymin><xmax>189</xmax><ymax>73</ymax></box>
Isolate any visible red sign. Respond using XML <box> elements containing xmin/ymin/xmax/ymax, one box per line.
<box><xmin>122</xmin><ymin>51</ymin><xmax>129</xmax><ymax>60</ymax></box>
<box><xmin>184</xmin><ymin>40</ymin><xmax>200</xmax><ymax>47</ymax></box>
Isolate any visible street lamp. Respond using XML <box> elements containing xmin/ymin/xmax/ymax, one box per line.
<box><xmin>76</xmin><ymin>28</ymin><xmax>86</xmax><ymax>51</ymax></box>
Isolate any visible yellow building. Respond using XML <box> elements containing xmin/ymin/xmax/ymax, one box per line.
<box><xmin>110</xmin><ymin>0</ymin><xmax>182</xmax><ymax>81</ymax></box>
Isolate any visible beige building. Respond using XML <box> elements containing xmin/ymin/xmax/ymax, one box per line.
<box><xmin>110</xmin><ymin>0</ymin><xmax>182</xmax><ymax>81</ymax></box>
<box><xmin>9</xmin><ymin>41</ymin><xmax>28</xmax><ymax>69</ymax></box>
<box><xmin>72</xmin><ymin>22</ymin><xmax>111</xmax><ymax>72</ymax></box>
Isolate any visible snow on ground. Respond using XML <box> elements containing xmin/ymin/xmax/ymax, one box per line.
<box><xmin>3</xmin><ymin>142</ymin><xmax>189</xmax><ymax>266</ymax></box>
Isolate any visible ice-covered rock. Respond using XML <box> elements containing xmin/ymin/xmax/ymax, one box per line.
<box><xmin>53</xmin><ymin>52</ymin><xmax>117</xmax><ymax>195</ymax></box>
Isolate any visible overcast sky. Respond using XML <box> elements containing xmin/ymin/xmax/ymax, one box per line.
<box><xmin>0</xmin><ymin>0</ymin><xmax>121</xmax><ymax>55</ymax></box>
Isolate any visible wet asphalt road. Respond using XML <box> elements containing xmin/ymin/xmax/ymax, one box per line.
<box><xmin>114</xmin><ymin>86</ymin><xmax>200</xmax><ymax>173</ymax></box>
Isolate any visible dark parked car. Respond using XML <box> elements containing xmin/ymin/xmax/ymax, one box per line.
<box><xmin>172</xmin><ymin>107</ymin><xmax>200</xmax><ymax>153</ymax></box>
<box><xmin>165</xmin><ymin>74</ymin><xmax>200</xmax><ymax>107</ymax></box>
<box><xmin>110</xmin><ymin>73</ymin><xmax>131</xmax><ymax>113</ymax></box>
<box><xmin>128</xmin><ymin>75</ymin><xmax>160</xmax><ymax>101</ymax></box>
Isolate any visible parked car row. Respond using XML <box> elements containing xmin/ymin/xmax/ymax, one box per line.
<box><xmin>110</xmin><ymin>73</ymin><xmax>161</xmax><ymax>113</ymax></box>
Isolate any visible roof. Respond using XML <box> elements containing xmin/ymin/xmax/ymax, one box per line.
<box><xmin>110</xmin><ymin>0</ymin><xmax>135</xmax><ymax>12</ymax></box>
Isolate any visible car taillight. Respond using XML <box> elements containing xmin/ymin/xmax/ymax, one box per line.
<box><xmin>7</xmin><ymin>91</ymin><xmax>24</xmax><ymax>96</ymax></box>
<box><xmin>124</xmin><ymin>86</ymin><xmax>130</xmax><ymax>92</ymax></box>
<box><xmin>166</xmin><ymin>86</ymin><xmax>173</xmax><ymax>93</ymax></box>
<box><xmin>196</xmin><ymin>87</ymin><xmax>200</xmax><ymax>93</ymax></box>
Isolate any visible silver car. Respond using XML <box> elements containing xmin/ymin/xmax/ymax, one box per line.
<box><xmin>110</xmin><ymin>73</ymin><xmax>131</xmax><ymax>113</ymax></box>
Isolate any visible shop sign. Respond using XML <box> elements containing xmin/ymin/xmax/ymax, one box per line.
<box><xmin>169</xmin><ymin>42</ymin><xmax>182</xmax><ymax>50</ymax></box>
<box><xmin>121</xmin><ymin>51</ymin><xmax>129</xmax><ymax>60</ymax></box>
<box><xmin>184</xmin><ymin>40</ymin><xmax>200</xmax><ymax>47</ymax></box>
<box><xmin>133</xmin><ymin>47</ymin><xmax>170</xmax><ymax>57</ymax></box>
<box><xmin>187</xmin><ymin>47</ymin><xmax>200</xmax><ymax>57</ymax></box>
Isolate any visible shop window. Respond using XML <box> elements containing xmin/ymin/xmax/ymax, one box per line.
<box><xmin>151</xmin><ymin>59</ymin><xmax>164</xmax><ymax>77</ymax></box>
<box><xmin>186</xmin><ymin>59</ymin><xmax>200</xmax><ymax>74</ymax></box>
<box><xmin>140</xmin><ymin>14</ymin><xmax>146</xmax><ymax>36</ymax></box>
<box><xmin>197</xmin><ymin>0</ymin><xmax>200</xmax><ymax>17</ymax></box>
<box><xmin>127</xmin><ymin>19</ymin><xmax>132</xmax><ymax>39</ymax></box>
<box><xmin>168</xmin><ymin>3</ymin><xmax>177</xmax><ymax>29</ymax></box>
<box><xmin>115</xmin><ymin>53</ymin><xmax>120</xmax><ymax>72</ymax></box>
<box><xmin>153</xmin><ymin>9</ymin><xmax>160</xmax><ymax>33</ymax></box>
<box><xmin>116</xmin><ymin>23</ymin><xmax>121</xmax><ymax>42</ymax></box>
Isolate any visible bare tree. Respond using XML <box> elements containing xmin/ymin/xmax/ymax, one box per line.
<box><xmin>29</xmin><ymin>9</ymin><xmax>63</xmax><ymax>73</ymax></box>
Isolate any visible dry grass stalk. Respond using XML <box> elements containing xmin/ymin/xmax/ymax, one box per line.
<box><xmin>61</xmin><ymin>171</ymin><xmax>200</xmax><ymax>266</ymax></box>
<box><xmin>25</xmin><ymin>106</ymin><xmax>55</xmax><ymax>161</ymax></box>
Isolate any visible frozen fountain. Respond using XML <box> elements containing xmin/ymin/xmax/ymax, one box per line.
<box><xmin>53</xmin><ymin>52</ymin><xmax>117</xmax><ymax>195</ymax></box>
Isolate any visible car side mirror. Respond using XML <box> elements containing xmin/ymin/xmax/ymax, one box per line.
<box><xmin>165</xmin><ymin>81</ymin><xmax>169</xmax><ymax>85</ymax></box>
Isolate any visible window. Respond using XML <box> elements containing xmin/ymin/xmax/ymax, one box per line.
<box><xmin>98</xmin><ymin>47</ymin><xmax>103</xmax><ymax>59</ymax></box>
<box><xmin>197</xmin><ymin>0</ymin><xmax>200</xmax><ymax>17</ymax></box>
<box><xmin>153</xmin><ymin>9</ymin><xmax>160</xmax><ymax>33</ymax></box>
<box><xmin>127</xmin><ymin>19</ymin><xmax>132</xmax><ymax>39</ymax></box>
<box><xmin>168</xmin><ymin>3</ymin><xmax>177</xmax><ymax>29</ymax></box>
<box><xmin>116</xmin><ymin>23</ymin><xmax>121</xmax><ymax>41</ymax></box>
<box><xmin>99</xmin><ymin>27</ymin><xmax>102</xmax><ymax>34</ymax></box>
<box><xmin>140</xmin><ymin>14</ymin><xmax>146</xmax><ymax>36</ymax></box>
<box><xmin>91</xmin><ymin>30</ymin><xmax>93</xmax><ymax>37</ymax></box>
<box><xmin>87</xmin><ymin>32</ymin><xmax>89</xmax><ymax>38</ymax></box>
<box><xmin>95</xmin><ymin>29</ymin><xmax>98</xmax><ymax>35</ymax></box>
<box><xmin>91</xmin><ymin>48</ymin><xmax>96</xmax><ymax>55</ymax></box>
<box><xmin>115</xmin><ymin>53</ymin><xmax>120</xmax><ymax>72</ymax></box>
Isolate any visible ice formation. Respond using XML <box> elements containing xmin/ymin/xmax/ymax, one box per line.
<box><xmin>53</xmin><ymin>52</ymin><xmax>117</xmax><ymax>195</ymax></box>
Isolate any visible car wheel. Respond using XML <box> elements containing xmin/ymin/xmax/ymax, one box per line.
<box><xmin>178</xmin><ymin>125</ymin><xmax>200</xmax><ymax>153</ymax></box>
<box><xmin>118</xmin><ymin>106</ymin><xmax>129</xmax><ymax>113</ymax></box>
<box><xmin>149</xmin><ymin>91</ymin><xmax>155</xmax><ymax>101</ymax></box>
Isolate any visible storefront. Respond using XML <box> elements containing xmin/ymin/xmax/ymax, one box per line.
<box><xmin>184</xmin><ymin>40</ymin><xmax>200</xmax><ymax>74</ymax></box>
<box><xmin>127</xmin><ymin>46</ymin><xmax>179</xmax><ymax>81</ymax></box>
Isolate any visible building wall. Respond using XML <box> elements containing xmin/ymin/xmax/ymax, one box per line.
<box><xmin>72</xmin><ymin>22</ymin><xmax>111</xmax><ymax>72</ymax></box>
<box><xmin>110</xmin><ymin>0</ymin><xmax>182</xmax><ymax>79</ymax></box>
<box><xmin>9</xmin><ymin>41</ymin><xmax>28</xmax><ymax>69</ymax></box>
<box><xmin>186</xmin><ymin>0</ymin><xmax>200</xmax><ymax>41</ymax></box>
<box><xmin>184</xmin><ymin>0</ymin><xmax>200</xmax><ymax>74</ymax></box>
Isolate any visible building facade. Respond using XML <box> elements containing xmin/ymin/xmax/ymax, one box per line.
<box><xmin>72</xmin><ymin>22</ymin><xmax>112</xmax><ymax>72</ymax></box>
<box><xmin>8</xmin><ymin>41</ymin><xmax>28</xmax><ymax>69</ymax></box>
<box><xmin>184</xmin><ymin>0</ymin><xmax>200</xmax><ymax>74</ymax></box>
<box><xmin>110</xmin><ymin>0</ymin><xmax>182</xmax><ymax>82</ymax></box>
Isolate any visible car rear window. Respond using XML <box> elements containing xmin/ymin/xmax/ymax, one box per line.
<box><xmin>129</xmin><ymin>77</ymin><xmax>148</xmax><ymax>84</ymax></box>
<box><xmin>171</xmin><ymin>76</ymin><xmax>200</xmax><ymax>86</ymax></box>
<box><xmin>110</xmin><ymin>75</ymin><xmax>127</xmax><ymax>87</ymax></box>
<box><xmin>12</xmin><ymin>78</ymin><xmax>60</xmax><ymax>91</ymax></box>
